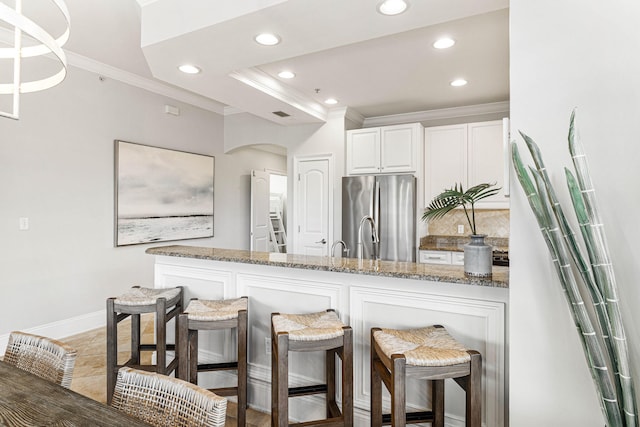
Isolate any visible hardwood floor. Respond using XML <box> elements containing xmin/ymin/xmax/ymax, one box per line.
<box><xmin>64</xmin><ymin>315</ymin><xmax>270</xmax><ymax>426</ymax></box>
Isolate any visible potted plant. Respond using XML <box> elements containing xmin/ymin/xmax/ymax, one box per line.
<box><xmin>422</xmin><ymin>183</ymin><xmax>500</xmax><ymax>277</ymax></box>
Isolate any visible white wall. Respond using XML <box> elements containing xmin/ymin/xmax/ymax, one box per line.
<box><xmin>510</xmin><ymin>1</ymin><xmax>640</xmax><ymax>425</ymax></box>
<box><xmin>0</xmin><ymin>65</ymin><xmax>284</xmax><ymax>336</ymax></box>
<box><xmin>223</xmin><ymin>109</ymin><xmax>348</xmax><ymax>253</ymax></box>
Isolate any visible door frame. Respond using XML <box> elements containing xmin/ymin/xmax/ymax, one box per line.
<box><xmin>292</xmin><ymin>153</ymin><xmax>334</xmax><ymax>255</ymax></box>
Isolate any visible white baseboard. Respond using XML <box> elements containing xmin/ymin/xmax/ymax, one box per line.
<box><xmin>0</xmin><ymin>309</ymin><xmax>105</xmax><ymax>354</ymax></box>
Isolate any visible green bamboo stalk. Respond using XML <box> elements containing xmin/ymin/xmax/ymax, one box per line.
<box><xmin>568</xmin><ymin>112</ymin><xmax>638</xmax><ymax>427</ymax></box>
<box><xmin>530</xmin><ymin>167</ymin><xmax>622</xmax><ymax>427</ymax></box>
<box><xmin>519</xmin><ymin>130</ymin><xmax>620</xmax><ymax>412</ymax></box>
<box><xmin>566</xmin><ymin>168</ymin><xmax>622</xmax><ymax>411</ymax></box>
<box><xmin>512</xmin><ymin>144</ymin><xmax>622</xmax><ymax>425</ymax></box>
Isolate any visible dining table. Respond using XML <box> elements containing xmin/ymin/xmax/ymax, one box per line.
<box><xmin>0</xmin><ymin>360</ymin><xmax>150</xmax><ymax>426</ymax></box>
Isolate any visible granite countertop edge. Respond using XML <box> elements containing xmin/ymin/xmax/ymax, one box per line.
<box><xmin>146</xmin><ymin>245</ymin><xmax>508</xmax><ymax>289</ymax></box>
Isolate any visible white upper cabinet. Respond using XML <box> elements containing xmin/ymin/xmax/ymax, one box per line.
<box><xmin>424</xmin><ymin>119</ymin><xmax>509</xmax><ymax>209</ymax></box>
<box><xmin>346</xmin><ymin>123</ymin><xmax>422</xmax><ymax>175</ymax></box>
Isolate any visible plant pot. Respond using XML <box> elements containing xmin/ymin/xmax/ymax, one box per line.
<box><xmin>464</xmin><ymin>234</ymin><xmax>492</xmax><ymax>277</ymax></box>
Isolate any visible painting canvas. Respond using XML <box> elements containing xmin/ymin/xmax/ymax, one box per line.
<box><xmin>115</xmin><ymin>140</ymin><xmax>214</xmax><ymax>246</ymax></box>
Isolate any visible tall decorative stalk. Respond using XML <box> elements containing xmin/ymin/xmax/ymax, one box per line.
<box><xmin>512</xmin><ymin>111</ymin><xmax>638</xmax><ymax>427</ymax></box>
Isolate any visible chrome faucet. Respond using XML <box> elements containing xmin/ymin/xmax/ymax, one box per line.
<box><xmin>331</xmin><ymin>240</ymin><xmax>349</xmax><ymax>257</ymax></box>
<box><xmin>357</xmin><ymin>215</ymin><xmax>380</xmax><ymax>261</ymax></box>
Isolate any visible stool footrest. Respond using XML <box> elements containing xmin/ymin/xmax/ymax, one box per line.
<box><xmin>381</xmin><ymin>411</ymin><xmax>434</xmax><ymax>425</ymax></box>
<box><xmin>138</xmin><ymin>344</ymin><xmax>176</xmax><ymax>351</ymax></box>
<box><xmin>198</xmin><ymin>362</ymin><xmax>238</xmax><ymax>371</ymax></box>
<box><xmin>208</xmin><ymin>386</ymin><xmax>238</xmax><ymax>397</ymax></box>
<box><xmin>290</xmin><ymin>417</ymin><xmax>344</xmax><ymax>427</ymax></box>
<box><xmin>288</xmin><ymin>384</ymin><xmax>327</xmax><ymax>397</ymax></box>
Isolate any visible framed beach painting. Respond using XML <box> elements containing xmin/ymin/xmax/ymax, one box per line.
<box><xmin>114</xmin><ymin>140</ymin><xmax>214</xmax><ymax>246</ymax></box>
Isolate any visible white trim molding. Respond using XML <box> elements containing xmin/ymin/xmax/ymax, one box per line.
<box><xmin>0</xmin><ymin>310</ymin><xmax>105</xmax><ymax>355</ymax></box>
<box><xmin>350</xmin><ymin>285</ymin><xmax>506</xmax><ymax>427</ymax></box>
<box><xmin>0</xmin><ymin>27</ymin><xmax>226</xmax><ymax>115</ymax></box>
<box><xmin>363</xmin><ymin>101</ymin><xmax>510</xmax><ymax>127</ymax></box>
<box><xmin>229</xmin><ymin>67</ymin><xmax>328</xmax><ymax>122</ymax></box>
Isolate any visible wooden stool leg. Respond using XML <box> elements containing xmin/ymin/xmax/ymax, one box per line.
<box><xmin>131</xmin><ymin>313</ymin><xmax>140</xmax><ymax>364</ymax></box>
<box><xmin>326</xmin><ymin>347</ymin><xmax>336</xmax><ymax>418</ymax></box>
<box><xmin>272</xmin><ymin>331</ymin><xmax>289</xmax><ymax>427</ymax></box>
<box><xmin>177</xmin><ymin>314</ymin><xmax>189</xmax><ymax>381</ymax></box>
<box><xmin>342</xmin><ymin>327</ymin><xmax>353</xmax><ymax>426</ymax></box>
<box><xmin>391</xmin><ymin>355</ymin><xmax>406</xmax><ymax>427</ymax></box>
<box><xmin>237</xmin><ymin>309</ymin><xmax>248</xmax><ymax>427</ymax></box>
<box><xmin>370</xmin><ymin>328</ymin><xmax>383</xmax><ymax>427</ymax></box>
<box><xmin>189</xmin><ymin>329</ymin><xmax>198</xmax><ymax>384</ymax></box>
<box><xmin>156</xmin><ymin>297</ymin><xmax>167</xmax><ymax>374</ymax></box>
<box><xmin>106</xmin><ymin>298</ymin><xmax>117</xmax><ymax>406</ymax></box>
<box><xmin>271</xmin><ymin>320</ymin><xmax>278</xmax><ymax>426</ymax></box>
<box><xmin>432</xmin><ymin>379</ymin><xmax>445</xmax><ymax>427</ymax></box>
<box><xmin>466</xmin><ymin>351</ymin><xmax>482</xmax><ymax>427</ymax></box>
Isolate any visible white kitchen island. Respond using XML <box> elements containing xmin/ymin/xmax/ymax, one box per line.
<box><xmin>146</xmin><ymin>245</ymin><xmax>508</xmax><ymax>427</ymax></box>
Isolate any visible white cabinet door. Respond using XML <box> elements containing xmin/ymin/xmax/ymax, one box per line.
<box><xmin>424</xmin><ymin>124</ymin><xmax>467</xmax><ymax>205</ymax></box>
<box><xmin>424</xmin><ymin>120</ymin><xmax>509</xmax><ymax>209</ymax></box>
<box><xmin>346</xmin><ymin>123</ymin><xmax>421</xmax><ymax>175</ymax></box>
<box><xmin>346</xmin><ymin>128</ymin><xmax>380</xmax><ymax>175</ymax></box>
<box><xmin>380</xmin><ymin>124</ymin><xmax>419</xmax><ymax>173</ymax></box>
<box><xmin>452</xmin><ymin>251</ymin><xmax>465</xmax><ymax>265</ymax></box>
<box><xmin>468</xmin><ymin>121</ymin><xmax>509</xmax><ymax>209</ymax></box>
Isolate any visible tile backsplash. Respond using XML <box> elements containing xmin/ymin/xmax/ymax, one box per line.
<box><xmin>424</xmin><ymin>209</ymin><xmax>510</xmax><ymax>238</ymax></box>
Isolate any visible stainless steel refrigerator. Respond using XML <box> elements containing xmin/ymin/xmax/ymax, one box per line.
<box><xmin>342</xmin><ymin>174</ymin><xmax>416</xmax><ymax>262</ymax></box>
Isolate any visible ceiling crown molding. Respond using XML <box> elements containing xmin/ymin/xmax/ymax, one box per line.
<box><xmin>67</xmin><ymin>52</ymin><xmax>226</xmax><ymax>114</ymax></box>
<box><xmin>0</xmin><ymin>27</ymin><xmax>225</xmax><ymax>115</ymax></box>
<box><xmin>363</xmin><ymin>101</ymin><xmax>509</xmax><ymax>127</ymax></box>
<box><xmin>363</xmin><ymin>101</ymin><xmax>510</xmax><ymax>127</ymax></box>
<box><xmin>229</xmin><ymin>67</ymin><xmax>328</xmax><ymax>122</ymax></box>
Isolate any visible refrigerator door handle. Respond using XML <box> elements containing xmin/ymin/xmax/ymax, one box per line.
<box><xmin>374</xmin><ymin>180</ymin><xmax>380</xmax><ymax>227</ymax></box>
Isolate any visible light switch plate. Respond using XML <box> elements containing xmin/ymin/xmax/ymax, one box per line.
<box><xmin>19</xmin><ymin>217</ymin><xmax>29</xmax><ymax>230</ymax></box>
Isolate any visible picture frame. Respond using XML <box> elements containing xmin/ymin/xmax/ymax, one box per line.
<box><xmin>114</xmin><ymin>140</ymin><xmax>214</xmax><ymax>246</ymax></box>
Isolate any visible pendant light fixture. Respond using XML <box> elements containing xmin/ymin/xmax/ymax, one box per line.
<box><xmin>0</xmin><ymin>0</ymin><xmax>70</xmax><ymax>120</ymax></box>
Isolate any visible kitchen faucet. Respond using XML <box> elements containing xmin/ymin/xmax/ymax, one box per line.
<box><xmin>330</xmin><ymin>240</ymin><xmax>349</xmax><ymax>257</ymax></box>
<box><xmin>357</xmin><ymin>215</ymin><xmax>380</xmax><ymax>261</ymax></box>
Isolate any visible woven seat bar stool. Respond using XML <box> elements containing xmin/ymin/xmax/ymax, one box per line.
<box><xmin>178</xmin><ymin>297</ymin><xmax>248</xmax><ymax>427</ymax></box>
<box><xmin>271</xmin><ymin>309</ymin><xmax>353</xmax><ymax>427</ymax></box>
<box><xmin>4</xmin><ymin>331</ymin><xmax>78</xmax><ymax>388</ymax></box>
<box><xmin>106</xmin><ymin>285</ymin><xmax>183</xmax><ymax>404</ymax></box>
<box><xmin>370</xmin><ymin>325</ymin><xmax>482</xmax><ymax>427</ymax></box>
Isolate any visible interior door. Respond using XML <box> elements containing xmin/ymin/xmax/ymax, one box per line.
<box><xmin>295</xmin><ymin>158</ymin><xmax>331</xmax><ymax>256</ymax></box>
<box><xmin>250</xmin><ymin>170</ymin><xmax>270</xmax><ymax>251</ymax></box>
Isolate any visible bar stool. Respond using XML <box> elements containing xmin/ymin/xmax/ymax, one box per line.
<box><xmin>177</xmin><ymin>297</ymin><xmax>248</xmax><ymax>427</ymax></box>
<box><xmin>370</xmin><ymin>325</ymin><xmax>482</xmax><ymax>427</ymax></box>
<box><xmin>106</xmin><ymin>285</ymin><xmax>183</xmax><ymax>405</ymax></box>
<box><xmin>271</xmin><ymin>309</ymin><xmax>353</xmax><ymax>427</ymax></box>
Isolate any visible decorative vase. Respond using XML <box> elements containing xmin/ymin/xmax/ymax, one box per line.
<box><xmin>464</xmin><ymin>234</ymin><xmax>492</xmax><ymax>277</ymax></box>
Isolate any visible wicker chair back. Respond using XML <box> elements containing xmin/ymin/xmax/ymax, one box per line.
<box><xmin>4</xmin><ymin>331</ymin><xmax>78</xmax><ymax>388</ymax></box>
<box><xmin>111</xmin><ymin>367</ymin><xmax>227</xmax><ymax>427</ymax></box>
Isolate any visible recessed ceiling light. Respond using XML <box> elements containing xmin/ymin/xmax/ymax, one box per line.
<box><xmin>433</xmin><ymin>38</ymin><xmax>455</xmax><ymax>49</ymax></box>
<box><xmin>278</xmin><ymin>71</ymin><xmax>295</xmax><ymax>79</ymax></box>
<box><xmin>324</xmin><ymin>98</ymin><xmax>338</xmax><ymax>105</ymax></box>
<box><xmin>450</xmin><ymin>79</ymin><xmax>468</xmax><ymax>87</ymax></box>
<box><xmin>377</xmin><ymin>0</ymin><xmax>408</xmax><ymax>16</ymax></box>
<box><xmin>255</xmin><ymin>33</ymin><xmax>280</xmax><ymax>46</ymax></box>
<box><xmin>178</xmin><ymin>64</ymin><xmax>201</xmax><ymax>74</ymax></box>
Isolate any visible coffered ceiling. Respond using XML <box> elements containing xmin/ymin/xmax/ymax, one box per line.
<box><xmin>1</xmin><ymin>0</ymin><xmax>510</xmax><ymax>125</ymax></box>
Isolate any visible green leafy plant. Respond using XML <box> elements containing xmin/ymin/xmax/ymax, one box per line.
<box><xmin>421</xmin><ymin>183</ymin><xmax>500</xmax><ymax>235</ymax></box>
<box><xmin>512</xmin><ymin>111</ymin><xmax>638</xmax><ymax>427</ymax></box>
